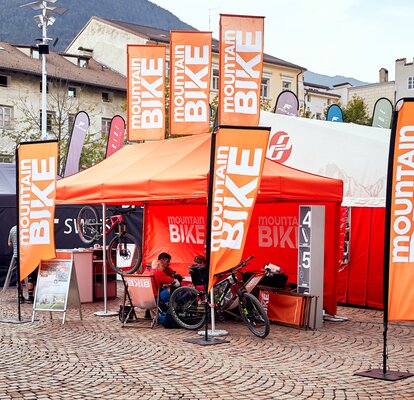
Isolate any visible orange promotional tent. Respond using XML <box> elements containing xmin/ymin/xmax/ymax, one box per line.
<box><xmin>56</xmin><ymin>133</ymin><xmax>343</xmax><ymax>315</ymax></box>
<box><xmin>56</xmin><ymin>133</ymin><xmax>342</xmax><ymax>205</ymax></box>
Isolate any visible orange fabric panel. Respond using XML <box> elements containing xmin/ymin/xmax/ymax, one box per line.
<box><xmin>366</xmin><ymin>207</ymin><xmax>385</xmax><ymax>309</ymax></box>
<box><xmin>18</xmin><ymin>141</ymin><xmax>58</xmax><ymax>280</ymax></box>
<box><xmin>218</xmin><ymin>14</ymin><xmax>264</xmax><ymax>126</ymax></box>
<box><xmin>347</xmin><ymin>207</ymin><xmax>370</xmax><ymax>306</ymax></box>
<box><xmin>124</xmin><ymin>275</ymin><xmax>157</xmax><ymax>309</ymax></box>
<box><xmin>208</xmin><ymin>127</ymin><xmax>269</xmax><ymax>290</ymax></box>
<box><xmin>127</xmin><ymin>45</ymin><xmax>166</xmax><ymax>141</ymax></box>
<box><xmin>169</xmin><ymin>31</ymin><xmax>212</xmax><ymax>136</ymax></box>
<box><xmin>260</xmin><ymin>291</ymin><xmax>305</xmax><ymax>326</ymax></box>
<box><xmin>142</xmin><ymin>204</ymin><xmax>206</xmax><ymax>277</ymax></box>
<box><xmin>388</xmin><ymin>100</ymin><xmax>414</xmax><ymax>321</ymax></box>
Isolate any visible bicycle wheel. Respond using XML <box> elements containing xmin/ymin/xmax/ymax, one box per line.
<box><xmin>238</xmin><ymin>292</ymin><xmax>270</xmax><ymax>338</ymax></box>
<box><xmin>107</xmin><ymin>233</ymin><xmax>142</xmax><ymax>274</ymax></box>
<box><xmin>169</xmin><ymin>286</ymin><xmax>206</xmax><ymax>330</ymax></box>
<box><xmin>76</xmin><ymin>205</ymin><xmax>100</xmax><ymax>244</ymax></box>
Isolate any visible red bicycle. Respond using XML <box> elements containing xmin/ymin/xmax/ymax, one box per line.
<box><xmin>76</xmin><ymin>205</ymin><xmax>142</xmax><ymax>275</ymax></box>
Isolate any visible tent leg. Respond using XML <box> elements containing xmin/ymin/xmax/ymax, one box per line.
<box><xmin>94</xmin><ymin>203</ymin><xmax>117</xmax><ymax>317</ymax></box>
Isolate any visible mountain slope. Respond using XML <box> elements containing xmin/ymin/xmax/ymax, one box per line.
<box><xmin>304</xmin><ymin>71</ymin><xmax>369</xmax><ymax>87</ymax></box>
<box><xmin>0</xmin><ymin>0</ymin><xmax>195</xmax><ymax>50</ymax></box>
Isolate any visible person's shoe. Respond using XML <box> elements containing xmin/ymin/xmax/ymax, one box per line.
<box><xmin>19</xmin><ymin>296</ymin><xmax>26</xmax><ymax>303</ymax></box>
<box><xmin>27</xmin><ymin>295</ymin><xmax>34</xmax><ymax>304</ymax></box>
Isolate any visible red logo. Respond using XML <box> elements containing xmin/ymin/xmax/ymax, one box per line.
<box><xmin>267</xmin><ymin>131</ymin><xmax>292</xmax><ymax>163</ymax></box>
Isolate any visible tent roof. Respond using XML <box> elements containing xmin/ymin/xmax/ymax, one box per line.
<box><xmin>56</xmin><ymin>133</ymin><xmax>343</xmax><ymax>205</ymax></box>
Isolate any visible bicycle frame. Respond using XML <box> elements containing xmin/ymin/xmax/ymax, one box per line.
<box><xmin>106</xmin><ymin>213</ymin><xmax>125</xmax><ymax>236</ymax></box>
<box><xmin>210</xmin><ymin>269</ymin><xmax>247</xmax><ymax>312</ymax></box>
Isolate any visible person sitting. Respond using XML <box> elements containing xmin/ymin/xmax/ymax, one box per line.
<box><xmin>189</xmin><ymin>254</ymin><xmax>206</xmax><ymax>290</ymax></box>
<box><xmin>143</xmin><ymin>252</ymin><xmax>181</xmax><ymax>311</ymax></box>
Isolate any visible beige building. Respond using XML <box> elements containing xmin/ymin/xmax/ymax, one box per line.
<box><xmin>66</xmin><ymin>17</ymin><xmax>306</xmax><ymax>111</ymax></box>
<box><xmin>347</xmin><ymin>68</ymin><xmax>395</xmax><ymax>116</ymax></box>
<box><xmin>0</xmin><ymin>41</ymin><xmax>126</xmax><ymax>162</ymax></box>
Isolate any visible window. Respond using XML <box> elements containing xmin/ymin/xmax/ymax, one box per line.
<box><xmin>32</xmin><ymin>49</ymin><xmax>39</xmax><ymax>59</ymax></box>
<box><xmin>40</xmin><ymin>111</ymin><xmax>55</xmax><ymax>133</ymax></box>
<box><xmin>0</xmin><ymin>75</ymin><xmax>9</xmax><ymax>87</ymax></box>
<box><xmin>408</xmin><ymin>76</ymin><xmax>414</xmax><ymax>90</ymax></box>
<box><xmin>101</xmin><ymin>118</ymin><xmax>111</xmax><ymax>137</ymax></box>
<box><xmin>0</xmin><ymin>105</ymin><xmax>12</xmax><ymax>128</ymax></box>
<box><xmin>307</xmin><ymin>95</ymin><xmax>311</xmax><ymax>103</ymax></box>
<box><xmin>39</xmin><ymin>81</ymin><xmax>49</xmax><ymax>93</ymax></box>
<box><xmin>68</xmin><ymin>87</ymin><xmax>77</xmax><ymax>97</ymax></box>
<box><xmin>79</xmin><ymin>58</ymin><xmax>88</xmax><ymax>68</ymax></box>
<box><xmin>282</xmin><ymin>80</ymin><xmax>292</xmax><ymax>91</ymax></box>
<box><xmin>212</xmin><ymin>68</ymin><xmax>219</xmax><ymax>91</ymax></box>
<box><xmin>102</xmin><ymin>92</ymin><xmax>113</xmax><ymax>103</ymax></box>
<box><xmin>260</xmin><ymin>77</ymin><xmax>270</xmax><ymax>98</ymax></box>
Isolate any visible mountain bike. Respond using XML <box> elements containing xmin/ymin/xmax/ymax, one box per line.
<box><xmin>76</xmin><ymin>205</ymin><xmax>142</xmax><ymax>274</ymax></box>
<box><xmin>169</xmin><ymin>256</ymin><xmax>270</xmax><ymax>338</ymax></box>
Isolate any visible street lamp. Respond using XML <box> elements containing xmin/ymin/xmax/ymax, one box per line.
<box><xmin>21</xmin><ymin>0</ymin><xmax>67</xmax><ymax>140</ymax></box>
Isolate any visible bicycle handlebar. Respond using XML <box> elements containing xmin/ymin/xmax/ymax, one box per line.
<box><xmin>107</xmin><ymin>206</ymin><xmax>137</xmax><ymax>215</ymax></box>
<box><xmin>215</xmin><ymin>255</ymin><xmax>254</xmax><ymax>277</ymax></box>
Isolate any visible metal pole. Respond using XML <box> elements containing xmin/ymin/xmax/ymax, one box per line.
<box><xmin>41</xmin><ymin>1</ymin><xmax>47</xmax><ymax>140</ymax></box>
<box><xmin>210</xmin><ymin>289</ymin><xmax>215</xmax><ymax>332</ymax></box>
<box><xmin>102</xmin><ymin>203</ymin><xmax>108</xmax><ymax>313</ymax></box>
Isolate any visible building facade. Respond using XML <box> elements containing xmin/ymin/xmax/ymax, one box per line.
<box><xmin>0</xmin><ymin>41</ymin><xmax>126</xmax><ymax>163</ymax></box>
<box><xmin>395</xmin><ymin>58</ymin><xmax>414</xmax><ymax>103</ymax></box>
<box><xmin>303</xmin><ymin>82</ymin><xmax>341</xmax><ymax>119</ymax></box>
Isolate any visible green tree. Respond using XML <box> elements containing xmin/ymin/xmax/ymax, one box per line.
<box><xmin>342</xmin><ymin>95</ymin><xmax>370</xmax><ymax>125</ymax></box>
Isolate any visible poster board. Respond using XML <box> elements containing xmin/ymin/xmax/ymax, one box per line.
<box><xmin>32</xmin><ymin>256</ymin><xmax>82</xmax><ymax>324</ymax></box>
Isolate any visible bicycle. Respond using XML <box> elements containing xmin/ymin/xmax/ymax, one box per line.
<box><xmin>169</xmin><ymin>256</ymin><xmax>270</xmax><ymax>338</ymax></box>
<box><xmin>76</xmin><ymin>205</ymin><xmax>142</xmax><ymax>275</ymax></box>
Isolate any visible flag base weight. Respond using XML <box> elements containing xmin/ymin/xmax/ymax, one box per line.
<box><xmin>355</xmin><ymin>369</ymin><xmax>414</xmax><ymax>381</ymax></box>
<box><xmin>198</xmin><ymin>329</ymin><xmax>228</xmax><ymax>337</ymax></box>
<box><xmin>94</xmin><ymin>311</ymin><xmax>118</xmax><ymax>317</ymax></box>
<box><xmin>183</xmin><ymin>337</ymin><xmax>229</xmax><ymax>346</ymax></box>
<box><xmin>0</xmin><ymin>318</ymin><xmax>32</xmax><ymax>324</ymax></box>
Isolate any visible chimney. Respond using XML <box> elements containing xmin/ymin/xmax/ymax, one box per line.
<box><xmin>379</xmin><ymin>68</ymin><xmax>388</xmax><ymax>83</ymax></box>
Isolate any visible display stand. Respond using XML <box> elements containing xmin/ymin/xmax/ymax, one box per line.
<box><xmin>297</xmin><ymin>205</ymin><xmax>325</xmax><ymax>329</ymax></box>
<box><xmin>32</xmin><ymin>255</ymin><xmax>82</xmax><ymax>325</ymax></box>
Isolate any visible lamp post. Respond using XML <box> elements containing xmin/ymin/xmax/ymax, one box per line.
<box><xmin>21</xmin><ymin>0</ymin><xmax>67</xmax><ymax>140</ymax></box>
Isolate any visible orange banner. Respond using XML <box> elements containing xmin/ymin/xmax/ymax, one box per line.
<box><xmin>388</xmin><ymin>100</ymin><xmax>414</xmax><ymax>321</ymax></box>
<box><xmin>169</xmin><ymin>31</ymin><xmax>212</xmax><ymax>136</ymax></box>
<box><xmin>208</xmin><ymin>126</ymin><xmax>270</xmax><ymax>290</ymax></box>
<box><xmin>18</xmin><ymin>141</ymin><xmax>58</xmax><ymax>280</ymax></box>
<box><xmin>127</xmin><ymin>45</ymin><xmax>166</xmax><ymax>141</ymax></box>
<box><xmin>218</xmin><ymin>14</ymin><xmax>264</xmax><ymax>126</ymax></box>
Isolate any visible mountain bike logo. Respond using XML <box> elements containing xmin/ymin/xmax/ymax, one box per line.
<box><xmin>267</xmin><ymin>131</ymin><xmax>292</xmax><ymax>163</ymax></box>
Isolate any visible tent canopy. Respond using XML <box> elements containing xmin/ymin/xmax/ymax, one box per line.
<box><xmin>56</xmin><ymin>133</ymin><xmax>343</xmax><ymax>205</ymax></box>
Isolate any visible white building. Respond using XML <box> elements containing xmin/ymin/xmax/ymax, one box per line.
<box><xmin>395</xmin><ymin>58</ymin><xmax>414</xmax><ymax>102</ymax></box>
<box><xmin>303</xmin><ymin>82</ymin><xmax>341</xmax><ymax>119</ymax></box>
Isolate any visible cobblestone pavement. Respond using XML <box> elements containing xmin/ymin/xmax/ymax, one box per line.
<box><xmin>0</xmin><ymin>284</ymin><xmax>413</xmax><ymax>400</ymax></box>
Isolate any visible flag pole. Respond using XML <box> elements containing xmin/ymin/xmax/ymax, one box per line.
<box><xmin>355</xmin><ymin>101</ymin><xmax>413</xmax><ymax>381</ymax></box>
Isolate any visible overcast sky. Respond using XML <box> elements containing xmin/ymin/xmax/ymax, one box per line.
<box><xmin>150</xmin><ymin>0</ymin><xmax>414</xmax><ymax>83</ymax></box>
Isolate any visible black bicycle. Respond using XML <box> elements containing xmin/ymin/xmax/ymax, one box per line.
<box><xmin>169</xmin><ymin>256</ymin><xmax>270</xmax><ymax>338</ymax></box>
<box><xmin>76</xmin><ymin>205</ymin><xmax>142</xmax><ymax>274</ymax></box>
